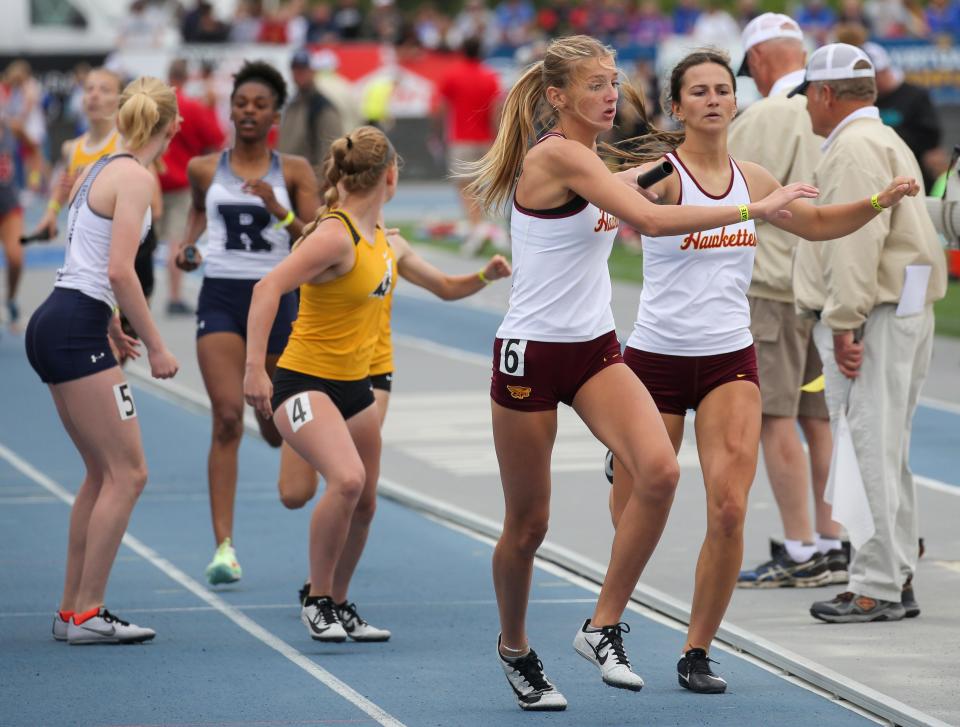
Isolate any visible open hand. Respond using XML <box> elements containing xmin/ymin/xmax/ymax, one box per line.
<box><xmin>108</xmin><ymin>314</ymin><xmax>142</xmax><ymax>362</ymax></box>
<box><xmin>877</xmin><ymin>176</ymin><xmax>920</xmax><ymax>208</ymax></box>
<box><xmin>755</xmin><ymin>182</ymin><xmax>820</xmax><ymax>222</ymax></box>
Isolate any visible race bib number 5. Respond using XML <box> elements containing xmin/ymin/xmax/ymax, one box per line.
<box><xmin>113</xmin><ymin>383</ymin><xmax>137</xmax><ymax>421</ymax></box>
<box><xmin>499</xmin><ymin>339</ymin><xmax>528</xmax><ymax>377</ymax></box>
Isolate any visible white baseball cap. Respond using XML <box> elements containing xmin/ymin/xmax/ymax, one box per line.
<box><xmin>737</xmin><ymin>13</ymin><xmax>804</xmax><ymax>77</ymax></box>
<box><xmin>787</xmin><ymin>43</ymin><xmax>876</xmax><ymax>97</ymax></box>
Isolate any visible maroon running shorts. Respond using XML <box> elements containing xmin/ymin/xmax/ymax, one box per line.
<box><xmin>490</xmin><ymin>330</ymin><xmax>623</xmax><ymax>412</ymax></box>
<box><xmin>623</xmin><ymin>344</ymin><xmax>759</xmax><ymax>416</ymax></box>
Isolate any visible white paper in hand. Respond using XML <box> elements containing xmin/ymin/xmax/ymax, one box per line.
<box><xmin>824</xmin><ymin>410</ymin><xmax>875</xmax><ymax>549</ymax></box>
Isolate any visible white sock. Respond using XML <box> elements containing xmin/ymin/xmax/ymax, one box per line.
<box><xmin>816</xmin><ymin>534</ymin><xmax>842</xmax><ymax>554</ymax></box>
<box><xmin>784</xmin><ymin>538</ymin><xmax>817</xmax><ymax>563</ymax></box>
<box><xmin>501</xmin><ymin>649</ymin><xmax>530</xmax><ymax>661</ymax></box>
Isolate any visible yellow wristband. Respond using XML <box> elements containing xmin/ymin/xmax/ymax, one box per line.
<box><xmin>738</xmin><ymin>204</ymin><xmax>750</xmax><ymax>222</ymax></box>
<box><xmin>274</xmin><ymin>210</ymin><xmax>295</xmax><ymax>229</ymax></box>
<box><xmin>47</xmin><ymin>199</ymin><xmax>61</xmax><ymax>213</ymax></box>
<box><xmin>870</xmin><ymin>194</ymin><xmax>885</xmax><ymax>211</ymax></box>
<box><xmin>477</xmin><ymin>269</ymin><xmax>491</xmax><ymax>285</ymax></box>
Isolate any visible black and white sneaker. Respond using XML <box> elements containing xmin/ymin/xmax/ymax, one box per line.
<box><xmin>604</xmin><ymin>450</ymin><xmax>614</xmax><ymax>485</ymax></box>
<box><xmin>336</xmin><ymin>601</ymin><xmax>391</xmax><ymax>642</ymax></box>
<box><xmin>67</xmin><ymin>608</ymin><xmax>155</xmax><ymax>645</ymax></box>
<box><xmin>823</xmin><ymin>548</ymin><xmax>849</xmax><ymax>585</ymax></box>
<box><xmin>678</xmin><ymin>648</ymin><xmax>727</xmax><ymax>694</ymax></box>
<box><xmin>497</xmin><ymin>637</ymin><xmax>567</xmax><ymax>711</ymax></box>
<box><xmin>301</xmin><ymin>595</ymin><xmax>347</xmax><ymax>642</ymax></box>
<box><xmin>572</xmin><ymin>619</ymin><xmax>644</xmax><ymax>691</ymax></box>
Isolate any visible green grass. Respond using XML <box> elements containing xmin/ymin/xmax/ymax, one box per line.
<box><xmin>934</xmin><ymin>280</ymin><xmax>960</xmax><ymax>338</ymax></box>
<box><xmin>404</xmin><ymin>227</ymin><xmax>960</xmax><ymax>338</ymax></box>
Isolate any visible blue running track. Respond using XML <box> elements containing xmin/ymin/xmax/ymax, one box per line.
<box><xmin>0</xmin><ymin>332</ymin><xmax>880</xmax><ymax>726</ymax></box>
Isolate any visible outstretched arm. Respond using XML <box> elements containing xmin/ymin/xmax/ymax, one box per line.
<box><xmin>740</xmin><ymin>161</ymin><xmax>918</xmax><ymax>241</ymax></box>
<box><xmin>390</xmin><ymin>232</ymin><xmax>511</xmax><ymax>300</ymax></box>
<box><xmin>544</xmin><ymin>139</ymin><xmax>818</xmax><ymax>236</ymax></box>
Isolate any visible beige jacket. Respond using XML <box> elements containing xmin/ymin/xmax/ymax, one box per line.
<box><xmin>728</xmin><ymin>88</ymin><xmax>823</xmax><ymax>302</ymax></box>
<box><xmin>794</xmin><ymin>112</ymin><xmax>947</xmax><ymax>331</ymax></box>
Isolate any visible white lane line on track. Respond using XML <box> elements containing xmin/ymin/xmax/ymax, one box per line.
<box><xmin>0</xmin><ymin>440</ymin><xmax>407</xmax><ymax>727</ymax></box>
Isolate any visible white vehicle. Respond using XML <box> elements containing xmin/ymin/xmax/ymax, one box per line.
<box><xmin>2</xmin><ymin>0</ymin><xmax>236</xmax><ymax>54</ymax></box>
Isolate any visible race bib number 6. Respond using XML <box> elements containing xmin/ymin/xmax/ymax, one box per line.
<box><xmin>499</xmin><ymin>339</ymin><xmax>528</xmax><ymax>377</ymax></box>
<box><xmin>285</xmin><ymin>393</ymin><xmax>314</xmax><ymax>433</ymax></box>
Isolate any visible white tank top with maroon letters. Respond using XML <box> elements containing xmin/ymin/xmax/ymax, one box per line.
<box><xmin>496</xmin><ymin>134</ymin><xmax>620</xmax><ymax>343</ymax></box>
<box><xmin>627</xmin><ymin>151</ymin><xmax>757</xmax><ymax>357</ymax></box>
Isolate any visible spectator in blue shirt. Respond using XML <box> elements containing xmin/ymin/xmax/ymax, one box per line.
<box><xmin>795</xmin><ymin>0</ymin><xmax>836</xmax><ymax>43</ymax></box>
<box><xmin>926</xmin><ymin>0</ymin><xmax>960</xmax><ymax>39</ymax></box>
<box><xmin>673</xmin><ymin>0</ymin><xmax>702</xmax><ymax>34</ymax></box>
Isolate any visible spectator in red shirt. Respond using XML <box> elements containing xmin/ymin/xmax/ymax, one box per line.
<box><xmin>437</xmin><ymin>36</ymin><xmax>505</xmax><ymax>254</ymax></box>
<box><xmin>158</xmin><ymin>59</ymin><xmax>225</xmax><ymax>315</ymax></box>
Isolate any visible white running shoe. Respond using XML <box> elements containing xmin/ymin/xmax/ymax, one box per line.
<box><xmin>67</xmin><ymin>608</ymin><xmax>156</xmax><ymax>645</ymax></box>
<box><xmin>573</xmin><ymin>619</ymin><xmax>644</xmax><ymax>691</ymax></box>
<box><xmin>336</xmin><ymin>601</ymin><xmax>391</xmax><ymax>642</ymax></box>
<box><xmin>52</xmin><ymin>613</ymin><xmax>70</xmax><ymax>641</ymax></box>
<box><xmin>301</xmin><ymin>596</ymin><xmax>347</xmax><ymax>642</ymax></box>
<box><xmin>497</xmin><ymin>636</ymin><xmax>568</xmax><ymax>711</ymax></box>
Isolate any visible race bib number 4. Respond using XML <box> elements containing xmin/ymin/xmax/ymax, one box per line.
<box><xmin>113</xmin><ymin>383</ymin><xmax>137</xmax><ymax>421</ymax></box>
<box><xmin>285</xmin><ymin>393</ymin><xmax>314</xmax><ymax>433</ymax></box>
<box><xmin>499</xmin><ymin>339</ymin><xmax>528</xmax><ymax>377</ymax></box>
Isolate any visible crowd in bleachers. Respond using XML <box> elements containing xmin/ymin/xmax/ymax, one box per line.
<box><xmin>112</xmin><ymin>0</ymin><xmax>960</xmax><ymax>54</ymax></box>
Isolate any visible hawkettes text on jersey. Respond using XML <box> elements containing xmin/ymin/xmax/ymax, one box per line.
<box><xmin>594</xmin><ymin>210</ymin><xmax>619</xmax><ymax>232</ymax></box>
<box><xmin>680</xmin><ymin>227</ymin><xmax>757</xmax><ymax>251</ymax></box>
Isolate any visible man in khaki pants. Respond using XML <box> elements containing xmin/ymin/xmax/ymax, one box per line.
<box><xmin>791</xmin><ymin>44</ymin><xmax>947</xmax><ymax>622</ymax></box>
<box><xmin>729</xmin><ymin>14</ymin><xmax>847</xmax><ymax>590</ymax></box>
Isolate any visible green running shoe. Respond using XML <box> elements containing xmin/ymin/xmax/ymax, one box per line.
<box><xmin>205</xmin><ymin>538</ymin><xmax>242</xmax><ymax>585</ymax></box>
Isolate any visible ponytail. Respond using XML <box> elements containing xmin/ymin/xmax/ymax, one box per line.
<box><xmin>463</xmin><ymin>61</ymin><xmax>547</xmax><ymax>215</ymax></box>
<box><xmin>117</xmin><ymin>76</ymin><xmax>178</xmax><ymax>151</ymax></box>
<box><xmin>294</xmin><ymin>126</ymin><xmax>395</xmax><ymax>246</ymax></box>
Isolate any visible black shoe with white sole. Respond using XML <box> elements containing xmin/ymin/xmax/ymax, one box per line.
<box><xmin>301</xmin><ymin>595</ymin><xmax>347</xmax><ymax>642</ymax></box>
<box><xmin>678</xmin><ymin>648</ymin><xmax>727</xmax><ymax>694</ymax></box>
<box><xmin>497</xmin><ymin>637</ymin><xmax>567</xmax><ymax>711</ymax></box>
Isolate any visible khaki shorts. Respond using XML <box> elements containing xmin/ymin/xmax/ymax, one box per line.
<box><xmin>447</xmin><ymin>142</ymin><xmax>489</xmax><ymax>179</ymax></box>
<box><xmin>156</xmin><ymin>189</ymin><xmax>191</xmax><ymax>244</ymax></box>
<box><xmin>749</xmin><ymin>296</ymin><xmax>828</xmax><ymax>419</ymax></box>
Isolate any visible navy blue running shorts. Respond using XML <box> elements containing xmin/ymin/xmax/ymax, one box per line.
<box><xmin>25</xmin><ymin>287</ymin><xmax>117</xmax><ymax>384</ymax></box>
<box><xmin>196</xmin><ymin>277</ymin><xmax>297</xmax><ymax>354</ymax></box>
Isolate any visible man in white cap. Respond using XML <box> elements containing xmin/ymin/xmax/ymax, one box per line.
<box><xmin>729</xmin><ymin>13</ymin><xmax>847</xmax><ymax>591</ymax></box>
<box><xmin>791</xmin><ymin>43</ymin><xmax>947</xmax><ymax>623</ymax></box>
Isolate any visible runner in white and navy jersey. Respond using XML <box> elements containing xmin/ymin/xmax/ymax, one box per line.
<box><xmin>607</xmin><ymin>49</ymin><xmax>919</xmax><ymax>693</ymax></box>
<box><xmin>25</xmin><ymin>77</ymin><xmax>180</xmax><ymax>645</ymax></box>
<box><xmin>462</xmin><ymin>35</ymin><xmax>818</xmax><ymax>712</ymax></box>
<box><xmin>174</xmin><ymin>61</ymin><xmax>319</xmax><ymax>587</ymax></box>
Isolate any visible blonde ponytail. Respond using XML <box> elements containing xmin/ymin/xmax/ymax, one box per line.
<box><xmin>463</xmin><ymin>61</ymin><xmax>546</xmax><ymax>215</ymax></box>
<box><xmin>294</xmin><ymin>126</ymin><xmax>396</xmax><ymax>246</ymax></box>
<box><xmin>117</xmin><ymin>76</ymin><xmax>178</xmax><ymax>151</ymax></box>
